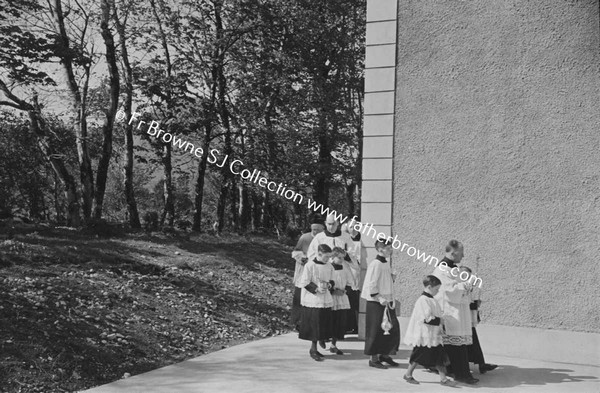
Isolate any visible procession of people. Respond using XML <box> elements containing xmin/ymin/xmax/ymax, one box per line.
<box><xmin>291</xmin><ymin>214</ymin><xmax>497</xmax><ymax>387</ymax></box>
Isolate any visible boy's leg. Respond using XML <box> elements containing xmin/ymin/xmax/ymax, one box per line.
<box><xmin>330</xmin><ymin>310</ymin><xmax>338</xmax><ymax>349</ymax></box>
<box><xmin>331</xmin><ymin>337</ymin><xmax>344</xmax><ymax>354</ymax></box>
<box><xmin>437</xmin><ymin>365</ymin><xmax>447</xmax><ymax>380</ymax></box>
<box><xmin>405</xmin><ymin>361</ymin><xmax>418</xmax><ymax>377</ymax></box>
<box><xmin>330</xmin><ymin>310</ymin><xmax>345</xmax><ymax>354</ymax></box>
<box><xmin>403</xmin><ymin>362</ymin><xmax>420</xmax><ymax>384</ymax></box>
<box><xmin>309</xmin><ymin>341</ymin><xmax>324</xmax><ymax>361</ymax></box>
<box><xmin>437</xmin><ymin>365</ymin><xmax>457</xmax><ymax>386</ymax></box>
<box><xmin>436</xmin><ymin>366</ymin><xmax>456</xmax><ymax>387</ymax></box>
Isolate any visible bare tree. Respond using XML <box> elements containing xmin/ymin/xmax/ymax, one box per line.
<box><xmin>51</xmin><ymin>0</ymin><xmax>96</xmax><ymax>221</ymax></box>
<box><xmin>112</xmin><ymin>0</ymin><xmax>141</xmax><ymax>228</ymax></box>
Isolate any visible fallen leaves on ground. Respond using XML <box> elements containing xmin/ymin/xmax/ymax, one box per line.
<box><xmin>0</xmin><ymin>224</ymin><xmax>295</xmax><ymax>392</ymax></box>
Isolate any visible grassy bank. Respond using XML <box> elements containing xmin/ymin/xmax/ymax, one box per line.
<box><xmin>0</xmin><ymin>223</ymin><xmax>294</xmax><ymax>392</ymax></box>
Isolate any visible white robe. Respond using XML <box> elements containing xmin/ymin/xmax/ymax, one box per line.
<box><xmin>403</xmin><ymin>294</ymin><xmax>444</xmax><ymax>347</ymax></box>
<box><xmin>298</xmin><ymin>260</ymin><xmax>334</xmax><ymax>308</ymax></box>
<box><xmin>346</xmin><ymin>238</ymin><xmax>367</xmax><ymax>289</ymax></box>
<box><xmin>306</xmin><ymin>231</ymin><xmax>359</xmax><ymax>272</ymax></box>
<box><xmin>331</xmin><ymin>263</ymin><xmax>353</xmax><ymax>310</ymax></box>
<box><xmin>433</xmin><ymin>265</ymin><xmax>473</xmax><ymax>345</ymax></box>
<box><xmin>291</xmin><ymin>232</ymin><xmax>314</xmax><ymax>287</ymax></box>
<box><xmin>361</xmin><ymin>257</ymin><xmax>394</xmax><ymax>303</ymax></box>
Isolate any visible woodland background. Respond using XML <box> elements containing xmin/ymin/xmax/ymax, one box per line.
<box><xmin>0</xmin><ymin>2</ymin><xmax>365</xmax><ymax>390</ymax></box>
<box><xmin>0</xmin><ymin>0</ymin><xmax>365</xmax><ymax>234</ymax></box>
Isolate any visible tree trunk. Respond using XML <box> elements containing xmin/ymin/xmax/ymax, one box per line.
<box><xmin>346</xmin><ymin>182</ymin><xmax>356</xmax><ymax>218</ymax></box>
<box><xmin>95</xmin><ymin>0</ymin><xmax>119</xmax><ymax>220</ymax></box>
<box><xmin>29</xmin><ymin>108</ymin><xmax>81</xmax><ymax>226</ymax></box>
<box><xmin>216</xmin><ymin>181</ymin><xmax>228</xmax><ymax>233</ymax></box>
<box><xmin>239</xmin><ymin>183</ymin><xmax>251</xmax><ymax>232</ymax></box>
<box><xmin>314</xmin><ymin>112</ymin><xmax>331</xmax><ymax>207</ymax></box>
<box><xmin>161</xmin><ymin>143</ymin><xmax>174</xmax><ymax>227</ymax></box>
<box><xmin>313</xmin><ymin>63</ymin><xmax>332</xmax><ymax>207</ymax></box>
<box><xmin>251</xmin><ymin>192</ymin><xmax>262</xmax><ymax>230</ymax></box>
<box><xmin>264</xmin><ymin>95</ymin><xmax>278</xmax><ymax>170</ymax></box>
<box><xmin>151</xmin><ymin>0</ymin><xmax>175</xmax><ymax>229</ymax></box>
<box><xmin>230</xmin><ymin>178</ymin><xmax>239</xmax><ymax>232</ymax></box>
<box><xmin>192</xmin><ymin>137</ymin><xmax>211</xmax><ymax>231</ymax></box>
<box><xmin>53</xmin><ymin>172</ymin><xmax>64</xmax><ymax>224</ymax></box>
<box><xmin>122</xmin><ymin>125</ymin><xmax>140</xmax><ymax>228</ymax></box>
<box><xmin>294</xmin><ymin>198</ymin><xmax>303</xmax><ymax>230</ymax></box>
<box><xmin>350</xmin><ymin>85</ymin><xmax>364</xmax><ymax>220</ymax></box>
<box><xmin>214</xmin><ymin>1</ymin><xmax>233</xmax><ymax>234</ymax></box>
<box><xmin>262</xmin><ymin>191</ymin><xmax>271</xmax><ymax>230</ymax></box>
<box><xmin>113</xmin><ymin>0</ymin><xmax>141</xmax><ymax>228</ymax></box>
<box><xmin>52</xmin><ymin>0</ymin><xmax>94</xmax><ymax>222</ymax></box>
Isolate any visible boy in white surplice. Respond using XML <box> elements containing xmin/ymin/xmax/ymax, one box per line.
<box><xmin>328</xmin><ymin>247</ymin><xmax>354</xmax><ymax>355</ymax></box>
<box><xmin>403</xmin><ymin>275</ymin><xmax>455</xmax><ymax>387</ymax></box>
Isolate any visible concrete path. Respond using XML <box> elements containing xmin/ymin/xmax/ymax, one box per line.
<box><xmin>85</xmin><ymin>333</ymin><xmax>600</xmax><ymax>393</ymax></box>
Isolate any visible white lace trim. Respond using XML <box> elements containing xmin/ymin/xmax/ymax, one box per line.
<box><xmin>443</xmin><ymin>334</ymin><xmax>472</xmax><ymax>346</ymax></box>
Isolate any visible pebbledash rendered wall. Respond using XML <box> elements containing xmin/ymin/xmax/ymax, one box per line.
<box><xmin>361</xmin><ymin>0</ymin><xmax>600</xmax><ymax>334</ymax></box>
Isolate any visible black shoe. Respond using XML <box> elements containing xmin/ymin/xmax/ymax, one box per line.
<box><xmin>379</xmin><ymin>355</ymin><xmax>400</xmax><ymax>367</ymax></box>
<box><xmin>456</xmin><ymin>377</ymin><xmax>479</xmax><ymax>384</ymax></box>
<box><xmin>316</xmin><ymin>351</ymin><xmax>324</xmax><ymax>358</ymax></box>
<box><xmin>369</xmin><ymin>360</ymin><xmax>388</xmax><ymax>369</ymax></box>
<box><xmin>479</xmin><ymin>363</ymin><xmax>498</xmax><ymax>374</ymax></box>
<box><xmin>309</xmin><ymin>350</ymin><xmax>323</xmax><ymax>361</ymax></box>
<box><xmin>330</xmin><ymin>347</ymin><xmax>344</xmax><ymax>355</ymax></box>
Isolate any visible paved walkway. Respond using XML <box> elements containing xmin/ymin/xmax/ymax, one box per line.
<box><xmin>85</xmin><ymin>333</ymin><xmax>599</xmax><ymax>393</ymax></box>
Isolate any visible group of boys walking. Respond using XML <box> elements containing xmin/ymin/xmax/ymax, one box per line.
<box><xmin>291</xmin><ymin>215</ymin><xmax>497</xmax><ymax>387</ymax></box>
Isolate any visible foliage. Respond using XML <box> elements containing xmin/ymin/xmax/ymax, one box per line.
<box><xmin>0</xmin><ymin>112</ymin><xmax>77</xmax><ymax>221</ymax></box>
<box><xmin>0</xmin><ymin>1</ymin><xmax>56</xmax><ymax>85</ymax></box>
<box><xmin>0</xmin><ymin>0</ymin><xmax>365</xmax><ymax>234</ymax></box>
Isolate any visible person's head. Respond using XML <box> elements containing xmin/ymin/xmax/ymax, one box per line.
<box><xmin>423</xmin><ymin>275</ymin><xmax>442</xmax><ymax>296</ymax></box>
<box><xmin>331</xmin><ymin>246</ymin><xmax>346</xmax><ymax>264</ymax></box>
<box><xmin>445</xmin><ymin>239</ymin><xmax>464</xmax><ymax>263</ymax></box>
<box><xmin>317</xmin><ymin>244</ymin><xmax>333</xmax><ymax>263</ymax></box>
<box><xmin>325</xmin><ymin>214</ymin><xmax>340</xmax><ymax>234</ymax></box>
<box><xmin>375</xmin><ymin>238</ymin><xmax>393</xmax><ymax>258</ymax></box>
<box><xmin>458</xmin><ymin>266</ymin><xmax>473</xmax><ymax>283</ymax></box>
<box><xmin>459</xmin><ymin>266</ymin><xmax>471</xmax><ymax>274</ymax></box>
<box><xmin>341</xmin><ymin>222</ymin><xmax>359</xmax><ymax>237</ymax></box>
<box><xmin>310</xmin><ymin>223</ymin><xmax>324</xmax><ymax>236</ymax></box>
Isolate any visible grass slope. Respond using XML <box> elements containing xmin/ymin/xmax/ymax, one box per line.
<box><xmin>0</xmin><ymin>223</ymin><xmax>295</xmax><ymax>392</ymax></box>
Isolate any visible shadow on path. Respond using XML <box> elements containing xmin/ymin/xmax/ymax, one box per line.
<box><xmin>472</xmin><ymin>364</ymin><xmax>599</xmax><ymax>389</ymax></box>
<box><xmin>325</xmin><ymin>348</ymin><xmax>412</xmax><ymax>363</ymax></box>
